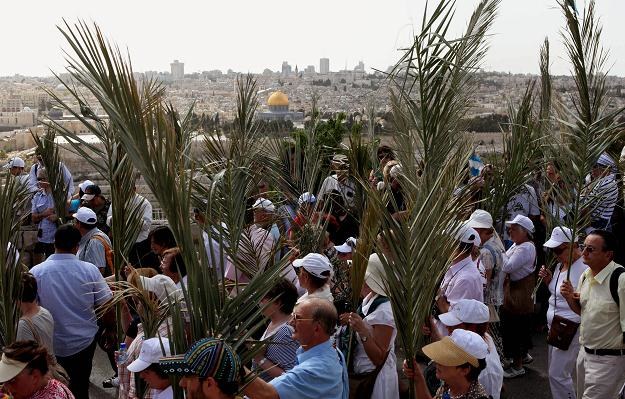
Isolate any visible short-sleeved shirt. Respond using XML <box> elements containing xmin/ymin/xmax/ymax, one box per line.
<box><xmin>77</xmin><ymin>228</ymin><xmax>111</xmax><ymax>272</ymax></box>
<box><xmin>30</xmin><ymin>253</ymin><xmax>112</xmax><ymax>357</ymax></box>
<box><xmin>16</xmin><ymin>307</ymin><xmax>55</xmax><ymax>357</ymax></box>
<box><xmin>318</xmin><ymin>174</ymin><xmax>356</xmax><ymax>208</ymax></box>
<box><xmin>31</xmin><ymin>191</ymin><xmax>56</xmax><ymax>244</ymax></box>
<box><xmin>255</xmin><ymin>323</ymin><xmax>298</xmax><ymax>381</ymax></box>
<box><xmin>577</xmin><ymin>261</ymin><xmax>625</xmax><ymax>350</ymax></box>
<box><xmin>439</xmin><ymin>256</ymin><xmax>484</xmax><ymax>304</ymax></box>
<box><xmin>270</xmin><ymin>339</ymin><xmax>348</xmax><ymax>399</ymax></box>
<box><xmin>503</xmin><ymin>184</ymin><xmax>539</xmax><ymax>241</ymax></box>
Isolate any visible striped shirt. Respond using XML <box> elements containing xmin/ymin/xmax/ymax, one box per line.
<box><xmin>255</xmin><ymin>323</ymin><xmax>298</xmax><ymax>381</ymax></box>
<box><xmin>587</xmin><ymin>174</ymin><xmax>618</xmax><ymax>220</ymax></box>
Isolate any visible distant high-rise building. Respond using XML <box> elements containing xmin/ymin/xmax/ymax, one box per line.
<box><xmin>305</xmin><ymin>65</ymin><xmax>315</xmax><ymax>74</ymax></box>
<box><xmin>281</xmin><ymin>61</ymin><xmax>292</xmax><ymax>76</ymax></box>
<box><xmin>170</xmin><ymin>60</ymin><xmax>184</xmax><ymax>80</ymax></box>
<box><xmin>354</xmin><ymin>61</ymin><xmax>365</xmax><ymax>72</ymax></box>
<box><xmin>320</xmin><ymin>58</ymin><xmax>330</xmax><ymax>74</ymax></box>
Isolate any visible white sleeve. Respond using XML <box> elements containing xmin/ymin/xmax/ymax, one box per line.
<box><xmin>527</xmin><ymin>186</ymin><xmax>540</xmax><ymax>216</ymax></box>
<box><xmin>502</xmin><ymin>244</ymin><xmax>535</xmax><ymax>274</ymax></box>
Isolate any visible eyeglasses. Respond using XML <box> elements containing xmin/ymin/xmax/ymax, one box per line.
<box><xmin>579</xmin><ymin>244</ymin><xmax>598</xmax><ymax>254</ymax></box>
<box><xmin>290</xmin><ymin>313</ymin><xmax>314</xmax><ymax>323</ymax></box>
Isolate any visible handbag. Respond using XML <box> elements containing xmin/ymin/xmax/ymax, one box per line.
<box><xmin>503</xmin><ymin>273</ymin><xmax>535</xmax><ymax>314</ymax></box>
<box><xmin>22</xmin><ymin>317</ymin><xmax>70</xmax><ymax>386</ymax></box>
<box><xmin>546</xmin><ymin>267</ymin><xmax>579</xmax><ymax>351</ymax></box>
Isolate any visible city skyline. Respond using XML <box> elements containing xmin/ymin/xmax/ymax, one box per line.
<box><xmin>2</xmin><ymin>0</ymin><xmax>625</xmax><ymax>78</ymax></box>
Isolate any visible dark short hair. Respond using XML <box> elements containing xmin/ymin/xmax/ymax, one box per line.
<box><xmin>76</xmin><ymin>220</ymin><xmax>97</xmax><ymax>231</ymax></box>
<box><xmin>458</xmin><ymin>358</ymin><xmax>487</xmax><ymax>382</ymax></box>
<box><xmin>215</xmin><ymin>378</ymin><xmax>239</xmax><ymax>396</ymax></box>
<box><xmin>377</xmin><ymin>145</ymin><xmax>394</xmax><ymax>160</ymax></box>
<box><xmin>84</xmin><ymin>184</ymin><xmax>102</xmax><ymax>195</ymax></box>
<box><xmin>144</xmin><ymin>363</ymin><xmax>169</xmax><ymax>379</ymax></box>
<box><xmin>588</xmin><ymin>229</ymin><xmax>618</xmax><ymax>253</ymax></box>
<box><xmin>149</xmin><ymin>226</ymin><xmax>177</xmax><ymax>249</ymax></box>
<box><xmin>301</xmin><ymin>268</ymin><xmax>329</xmax><ymax>291</ymax></box>
<box><xmin>264</xmin><ymin>278</ymin><xmax>298</xmax><ymax>315</ymax></box>
<box><xmin>54</xmin><ymin>224</ymin><xmax>82</xmax><ymax>251</ymax></box>
<box><xmin>21</xmin><ymin>273</ymin><xmax>38</xmax><ymax>303</ymax></box>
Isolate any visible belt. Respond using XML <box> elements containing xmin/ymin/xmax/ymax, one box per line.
<box><xmin>584</xmin><ymin>347</ymin><xmax>625</xmax><ymax>356</ymax></box>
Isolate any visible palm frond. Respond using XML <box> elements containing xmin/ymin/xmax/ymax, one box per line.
<box><xmin>0</xmin><ymin>174</ymin><xmax>30</xmax><ymax>346</ymax></box>
<box><xmin>31</xmin><ymin>129</ymin><xmax>69</xmax><ymax>223</ymax></box>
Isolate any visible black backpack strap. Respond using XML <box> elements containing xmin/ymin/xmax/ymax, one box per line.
<box><xmin>609</xmin><ymin>266</ymin><xmax>625</xmax><ymax>306</ymax></box>
<box><xmin>357</xmin><ymin>295</ymin><xmax>390</xmax><ymax>318</ymax></box>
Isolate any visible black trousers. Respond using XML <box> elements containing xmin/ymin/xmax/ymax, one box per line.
<box><xmin>501</xmin><ymin>309</ymin><xmax>532</xmax><ymax>360</ymax></box>
<box><xmin>57</xmin><ymin>336</ymin><xmax>97</xmax><ymax>399</ymax></box>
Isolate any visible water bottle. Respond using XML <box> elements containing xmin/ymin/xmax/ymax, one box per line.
<box><xmin>117</xmin><ymin>343</ymin><xmax>128</xmax><ymax>365</ymax></box>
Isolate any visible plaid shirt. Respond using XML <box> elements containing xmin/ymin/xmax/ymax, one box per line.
<box><xmin>119</xmin><ymin>323</ymin><xmax>170</xmax><ymax>399</ymax></box>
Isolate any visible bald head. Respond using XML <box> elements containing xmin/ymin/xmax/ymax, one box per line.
<box><xmin>304</xmin><ymin>298</ymin><xmax>338</xmax><ymax>336</ymax></box>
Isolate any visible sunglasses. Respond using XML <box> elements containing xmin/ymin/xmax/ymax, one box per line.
<box><xmin>552</xmin><ymin>246</ymin><xmax>566</xmax><ymax>255</ymax></box>
<box><xmin>579</xmin><ymin>244</ymin><xmax>598</xmax><ymax>254</ymax></box>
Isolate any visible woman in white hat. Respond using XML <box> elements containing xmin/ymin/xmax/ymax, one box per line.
<box><xmin>339</xmin><ymin>253</ymin><xmax>398</xmax><ymax>399</ymax></box>
<box><xmin>403</xmin><ymin>329</ymin><xmax>490</xmax><ymax>399</ymax></box>
<box><xmin>500</xmin><ymin>215</ymin><xmax>536</xmax><ymax>378</ymax></box>
<box><xmin>0</xmin><ymin>341</ymin><xmax>73</xmax><ymax>399</ymax></box>
<box><xmin>538</xmin><ymin>226</ymin><xmax>586</xmax><ymax>399</ymax></box>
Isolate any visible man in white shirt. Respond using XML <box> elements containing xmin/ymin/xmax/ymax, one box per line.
<box><xmin>318</xmin><ymin>154</ymin><xmax>356</xmax><ymax>209</ymax></box>
<box><xmin>127</xmin><ymin>338</ymin><xmax>172</xmax><ymax>399</ymax></box>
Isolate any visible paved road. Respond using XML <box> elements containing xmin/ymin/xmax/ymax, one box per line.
<box><xmin>89</xmin><ymin>331</ymin><xmax>555</xmax><ymax>399</ymax></box>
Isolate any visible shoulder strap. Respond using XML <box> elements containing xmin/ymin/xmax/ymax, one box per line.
<box><xmin>610</xmin><ymin>266</ymin><xmax>625</xmax><ymax>306</ymax></box>
<box><xmin>21</xmin><ymin>317</ymin><xmax>42</xmax><ymax>344</ymax></box>
<box><xmin>90</xmin><ymin>234</ymin><xmax>114</xmax><ymax>274</ymax></box>
<box><xmin>358</xmin><ymin>296</ymin><xmax>390</xmax><ymax>318</ymax></box>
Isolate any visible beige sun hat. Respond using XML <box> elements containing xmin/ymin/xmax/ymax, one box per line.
<box><xmin>0</xmin><ymin>354</ymin><xmax>28</xmax><ymax>383</ymax></box>
<box><xmin>365</xmin><ymin>253</ymin><xmax>387</xmax><ymax>296</ymax></box>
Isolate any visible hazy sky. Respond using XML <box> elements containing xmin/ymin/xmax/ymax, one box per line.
<box><xmin>3</xmin><ymin>0</ymin><xmax>625</xmax><ymax>77</ymax></box>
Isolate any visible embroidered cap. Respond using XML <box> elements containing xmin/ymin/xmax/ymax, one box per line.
<box><xmin>159</xmin><ymin>338</ymin><xmax>241</xmax><ymax>383</ymax></box>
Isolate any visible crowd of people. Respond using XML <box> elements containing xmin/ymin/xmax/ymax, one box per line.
<box><xmin>1</xmin><ymin>145</ymin><xmax>624</xmax><ymax>399</ymax></box>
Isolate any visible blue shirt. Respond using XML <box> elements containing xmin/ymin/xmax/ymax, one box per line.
<box><xmin>30</xmin><ymin>253</ymin><xmax>112</xmax><ymax>357</ymax></box>
<box><xmin>77</xmin><ymin>228</ymin><xmax>111</xmax><ymax>272</ymax></box>
<box><xmin>31</xmin><ymin>191</ymin><xmax>57</xmax><ymax>244</ymax></box>
<box><xmin>270</xmin><ymin>339</ymin><xmax>348</xmax><ymax>399</ymax></box>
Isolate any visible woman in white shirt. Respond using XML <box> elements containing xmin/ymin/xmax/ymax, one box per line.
<box><xmin>339</xmin><ymin>253</ymin><xmax>399</xmax><ymax>399</ymax></box>
<box><xmin>501</xmin><ymin>215</ymin><xmax>536</xmax><ymax>379</ymax></box>
<box><xmin>539</xmin><ymin>226</ymin><xmax>587</xmax><ymax>399</ymax></box>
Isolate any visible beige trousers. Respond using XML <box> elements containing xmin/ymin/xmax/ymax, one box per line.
<box><xmin>576</xmin><ymin>349</ymin><xmax>625</xmax><ymax>399</ymax></box>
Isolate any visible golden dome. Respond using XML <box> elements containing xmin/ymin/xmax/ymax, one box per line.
<box><xmin>267</xmin><ymin>91</ymin><xmax>289</xmax><ymax>106</ymax></box>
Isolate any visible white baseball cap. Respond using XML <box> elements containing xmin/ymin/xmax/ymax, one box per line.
<box><xmin>334</xmin><ymin>237</ymin><xmax>357</xmax><ymax>253</ymax></box>
<box><xmin>422</xmin><ymin>329</ymin><xmax>488</xmax><ymax>367</ymax></box>
<box><xmin>544</xmin><ymin>226</ymin><xmax>575</xmax><ymax>248</ymax></box>
<box><xmin>439</xmin><ymin>299</ymin><xmax>490</xmax><ymax>326</ymax></box>
<box><xmin>505</xmin><ymin>215</ymin><xmax>535</xmax><ymax>233</ymax></box>
<box><xmin>4</xmin><ymin>157</ymin><xmax>25</xmax><ymax>169</ymax></box>
<box><xmin>79</xmin><ymin>180</ymin><xmax>94</xmax><ymax>192</ymax></box>
<box><xmin>389</xmin><ymin>164</ymin><xmax>403</xmax><ymax>179</ymax></box>
<box><xmin>73</xmin><ymin>207</ymin><xmax>98</xmax><ymax>225</ymax></box>
<box><xmin>253</xmin><ymin>198</ymin><xmax>275</xmax><ymax>213</ymax></box>
<box><xmin>139</xmin><ymin>274</ymin><xmax>180</xmax><ymax>303</ymax></box>
<box><xmin>292</xmin><ymin>253</ymin><xmax>332</xmax><ymax>279</ymax></box>
<box><xmin>298</xmin><ymin>192</ymin><xmax>316</xmax><ymax>205</ymax></box>
<box><xmin>453</xmin><ymin>222</ymin><xmax>480</xmax><ymax>245</ymax></box>
<box><xmin>466</xmin><ymin>210</ymin><xmax>493</xmax><ymax>229</ymax></box>
<box><xmin>127</xmin><ymin>337</ymin><xmax>171</xmax><ymax>373</ymax></box>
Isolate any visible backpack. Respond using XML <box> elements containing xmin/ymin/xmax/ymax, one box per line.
<box><xmin>89</xmin><ymin>234</ymin><xmax>115</xmax><ymax>277</ymax></box>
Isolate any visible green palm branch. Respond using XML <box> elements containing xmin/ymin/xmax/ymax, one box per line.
<box><xmin>0</xmin><ymin>173</ymin><xmax>31</xmax><ymax>346</ymax></box>
<box><xmin>31</xmin><ymin>129</ymin><xmax>70</xmax><ymax>223</ymax></box>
